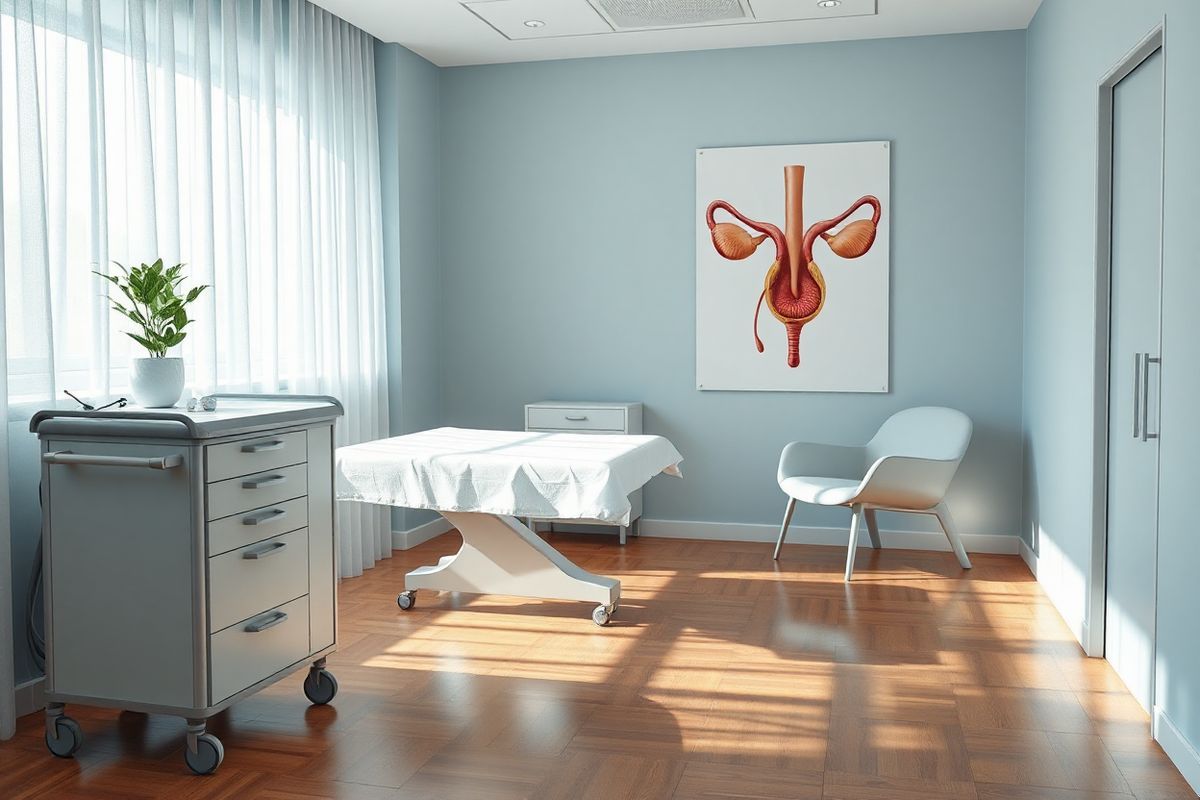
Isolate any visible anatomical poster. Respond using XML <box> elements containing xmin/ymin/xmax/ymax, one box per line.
<box><xmin>696</xmin><ymin>141</ymin><xmax>890</xmax><ymax>392</ymax></box>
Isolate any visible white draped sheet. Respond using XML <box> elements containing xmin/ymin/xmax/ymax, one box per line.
<box><xmin>336</xmin><ymin>428</ymin><xmax>683</xmax><ymax>526</ymax></box>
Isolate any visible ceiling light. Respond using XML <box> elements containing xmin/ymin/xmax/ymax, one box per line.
<box><xmin>817</xmin><ymin>0</ymin><xmax>841</xmax><ymax>7</ymax></box>
<box><xmin>523</xmin><ymin>19</ymin><xmax>546</xmax><ymax>28</ymax></box>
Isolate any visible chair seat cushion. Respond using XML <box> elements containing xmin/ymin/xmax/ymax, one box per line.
<box><xmin>778</xmin><ymin>475</ymin><xmax>861</xmax><ymax>506</ymax></box>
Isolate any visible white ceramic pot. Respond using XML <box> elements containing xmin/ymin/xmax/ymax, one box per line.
<box><xmin>130</xmin><ymin>357</ymin><xmax>185</xmax><ymax>408</ymax></box>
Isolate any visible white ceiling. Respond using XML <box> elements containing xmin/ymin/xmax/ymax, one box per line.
<box><xmin>313</xmin><ymin>0</ymin><xmax>1043</xmax><ymax>67</ymax></box>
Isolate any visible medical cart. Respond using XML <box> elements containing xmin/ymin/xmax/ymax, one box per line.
<box><xmin>31</xmin><ymin>394</ymin><xmax>342</xmax><ymax>774</ymax></box>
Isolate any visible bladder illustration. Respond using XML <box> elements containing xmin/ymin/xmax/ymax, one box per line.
<box><xmin>705</xmin><ymin>165</ymin><xmax>882</xmax><ymax>367</ymax></box>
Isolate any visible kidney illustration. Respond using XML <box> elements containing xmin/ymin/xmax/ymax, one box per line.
<box><xmin>705</xmin><ymin>165</ymin><xmax>882</xmax><ymax>368</ymax></box>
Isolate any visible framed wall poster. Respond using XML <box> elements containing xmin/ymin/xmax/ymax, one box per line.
<box><xmin>696</xmin><ymin>141</ymin><xmax>890</xmax><ymax>392</ymax></box>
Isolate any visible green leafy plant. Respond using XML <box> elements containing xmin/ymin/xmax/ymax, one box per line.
<box><xmin>94</xmin><ymin>260</ymin><xmax>208</xmax><ymax>358</ymax></box>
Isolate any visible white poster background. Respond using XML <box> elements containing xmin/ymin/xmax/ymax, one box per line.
<box><xmin>696</xmin><ymin>141</ymin><xmax>890</xmax><ymax>392</ymax></box>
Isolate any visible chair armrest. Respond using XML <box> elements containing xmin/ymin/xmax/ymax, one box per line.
<box><xmin>854</xmin><ymin>454</ymin><xmax>960</xmax><ymax>510</ymax></box>
<box><xmin>777</xmin><ymin>442</ymin><xmax>866</xmax><ymax>484</ymax></box>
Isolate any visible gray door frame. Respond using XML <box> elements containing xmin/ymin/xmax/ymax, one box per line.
<box><xmin>1087</xmin><ymin>22</ymin><xmax>1165</xmax><ymax>660</ymax></box>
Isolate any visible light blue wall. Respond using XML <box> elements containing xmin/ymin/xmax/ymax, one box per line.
<box><xmin>1023</xmin><ymin>0</ymin><xmax>1200</xmax><ymax>775</ymax></box>
<box><xmin>374</xmin><ymin>41</ymin><xmax>442</xmax><ymax>532</ymax></box>
<box><xmin>436</xmin><ymin>31</ymin><xmax>1027</xmax><ymax>536</ymax></box>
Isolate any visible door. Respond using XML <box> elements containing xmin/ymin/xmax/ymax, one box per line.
<box><xmin>1104</xmin><ymin>46</ymin><xmax>1163</xmax><ymax>712</ymax></box>
<box><xmin>44</xmin><ymin>439</ymin><xmax>198</xmax><ymax>708</ymax></box>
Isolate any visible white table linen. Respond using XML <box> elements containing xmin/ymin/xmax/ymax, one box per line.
<box><xmin>336</xmin><ymin>427</ymin><xmax>683</xmax><ymax>525</ymax></box>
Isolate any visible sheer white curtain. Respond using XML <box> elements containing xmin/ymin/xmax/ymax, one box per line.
<box><xmin>0</xmin><ymin>0</ymin><xmax>392</xmax><ymax>734</ymax></box>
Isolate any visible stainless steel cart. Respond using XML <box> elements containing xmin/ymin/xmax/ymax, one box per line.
<box><xmin>32</xmin><ymin>394</ymin><xmax>342</xmax><ymax>774</ymax></box>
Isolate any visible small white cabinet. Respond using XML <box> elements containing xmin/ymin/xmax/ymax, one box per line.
<box><xmin>524</xmin><ymin>401</ymin><xmax>644</xmax><ymax>544</ymax></box>
<box><xmin>32</xmin><ymin>394</ymin><xmax>343</xmax><ymax>775</ymax></box>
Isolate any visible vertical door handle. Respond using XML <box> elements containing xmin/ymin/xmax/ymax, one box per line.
<box><xmin>1133</xmin><ymin>352</ymin><xmax>1142</xmax><ymax>440</ymax></box>
<box><xmin>1142</xmin><ymin>354</ymin><xmax>1160</xmax><ymax>441</ymax></box>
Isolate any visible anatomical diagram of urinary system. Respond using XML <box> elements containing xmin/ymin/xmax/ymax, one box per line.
<box><xmin>705</xmin><ymin>165</ymin><xmax>882</xmax><ymax>368</ymax></box>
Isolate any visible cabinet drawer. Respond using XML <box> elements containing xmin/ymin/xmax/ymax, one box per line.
<box><xmin>526</xmin><ymin>406</ymin><xmax>626</xmax><ymax>432</ymax></box>
<box><xmin>210</xmin><ymin>596</ymin><xmax>309</xmax><ymax>704</ymax></box>
<box><xmin>207</xmin><ymin>497</ymin><xmax>309</xmax><ymax>557</ymax></box>
<box><xmin>207</xmin><ymin>464</ymin><xmax>307</xmax><ymax>521</ymax></box>
<box><xmin>206</xmin><ymin>431</ymin><xmax>306</xmax><ymax>483</ymax></box>
<box><xmin>208</xmin><ymin>528</ymin><xmax>309</xmax><ymax>632</ymax></box>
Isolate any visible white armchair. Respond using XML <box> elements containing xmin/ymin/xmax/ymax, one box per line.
<box><xmin>774</xmin><ymin>406</ymin><xmax>973</xmax><ymax>580</ymax></box>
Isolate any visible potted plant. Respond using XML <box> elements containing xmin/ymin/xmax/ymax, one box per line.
<box><xmin>95</xmin><ymin>260</ymin><xmax>208</xmax><ymax>408</ymax></box>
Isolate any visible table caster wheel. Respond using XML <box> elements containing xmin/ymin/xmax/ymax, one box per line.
<box><xmin>184</xmin><ymin>732</ymin><xmax>224</xmax><ymax>775</ymax></box>
<box><xmin>304</xmin><ymin>667</ymin><xmax>339</xmax><ymax>705</ymax></box>
<box><xmin>396</xmin><ymin>591</ymin><xmax>416</xmax><ymax>611</ymax></box>
<box><xmin>592</xmin><ymin>604</ymin><xmax>614</xmax><ymax>627</ymax></box>
<box><xmin>45</xmin><ymin>716</ymin><xmax>83</xmax><ymax>758</ymax></box>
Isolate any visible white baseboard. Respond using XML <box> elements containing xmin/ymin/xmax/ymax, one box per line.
<box><xmin>392</xmin><ymin>514</ymin><xmax>1019</xmax><ymax>555</ymax></box>
<box><xmin>1154</xmin><ymin>706</ymin><xmax>1200</xmax><ymax>794</ymax></box>
<box><xmin>392</xmin><ymin>517</ymin><xmax>453</xmax><ymax>550</ymax></box>
<box><xmin>637</xmin><ymin>518</ymin><xmax>1020</xmax><ymax>555</ymax></box>
<box><xmin>1018</xmin><ymin>536</ymin><xmax>1092</xmax><ymax>652</ymax></box>
<box><xmin>1019</xmin><ymin>537</ymin><xmax>1037</xmax><ymax>575</ymax></box>
<box><xmin>15</xmin><ymin>677</ymin><xmax>44</xmax><ymax>718</ymax></box>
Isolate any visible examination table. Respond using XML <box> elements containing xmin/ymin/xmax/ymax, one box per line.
<box><xmin>335</xmin><ymin>427</ymin><xmax>683</xmax><ymax>626</ymax></box>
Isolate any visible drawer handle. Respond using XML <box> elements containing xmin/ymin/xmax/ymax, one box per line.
<box><xmin>241</xmin><ymin>439</ymin><xmax>285</xmax><ymax>454</ymax></box>
<box><xmin>242</xmin><ymin>541</ymin><xmax>288</xmax><ymax>560</ymax></box>
<box><xmin>564</xmin><ymin>415</ymin><xmax>589</xmax><ymax>422</ymax></box>
<box><xmin>242</xmin><ymin>508</ymin><xmax>288</xmax><ymax>526</ymax></box>
<box><xmin>243</xmin><ymin>610</ymin><xmax>288</xmax><ymax>633</ymax></box>
<box><xmin>242</xmin><ymin>473</ymin><xmax>287</xmax><ymax>489</ymax></box>
<box><xmin>42</xmin><ymin>451</ymin><xmax>183</xmax><ymax>470</ymax></box>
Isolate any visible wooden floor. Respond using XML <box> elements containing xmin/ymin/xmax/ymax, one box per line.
<box><xmin>2</xmin><ymin>533</ymin><xmax>1195</xmax><ymax>799</ymax></box>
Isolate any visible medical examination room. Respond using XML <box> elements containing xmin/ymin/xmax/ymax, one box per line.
<box><xmin>0</xmin><ymin>0</ymin><xmax>1197</xmax><ymax>797</ymax></box>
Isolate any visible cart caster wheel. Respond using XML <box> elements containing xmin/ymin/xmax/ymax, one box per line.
<box><xmin>304</xmin><ymin>668</ymin><xmax>339</xmax><ymax>705</ymax></box>
<box><xmin>396</xmin><ymin>591</ymin><xmax>416</xmax><ymax>611</ymax></box>
<box><xmin>184</xmin><ymin>733</ymin><xmax>224</xmax><ymax>775</ymax></box>
<box><xmin>45</xmin><ymin>716</ymin><xmax>83</xmax><ymax>758</ymax></box>
<box><xmin>592</xmin><ymin>604</ymin><xmax>614</xmax><ymax>627</ymax></box>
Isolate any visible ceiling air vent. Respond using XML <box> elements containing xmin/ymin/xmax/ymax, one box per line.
<box><xmin>588</xmin><ymin>0</ymin><xmax>750</xmax><ymax>30</ymax></box>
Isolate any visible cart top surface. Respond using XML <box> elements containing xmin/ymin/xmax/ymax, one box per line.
<box><xmin>31</xmin><ymin>394</ymin><xmax>343</xmax><ymax>439</ymax></box>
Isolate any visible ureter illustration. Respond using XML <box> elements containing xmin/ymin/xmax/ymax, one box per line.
<box><xmin>706</xmin><ymin>165</ymin><xmax>882</xmax><ymax>368</ymax></box>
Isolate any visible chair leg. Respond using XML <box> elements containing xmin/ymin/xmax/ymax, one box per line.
<box><xmin>773</xmin><ymin>497</ymin><xmax>797</xmax><ymax>560</ymax></box>
<box><xmin>934</xmin><ymin>501</ymin><xmax>972</xmax><ymax>569</ymax></box>
<box><xmin>844</xmin><ymin>504</ymin><xmax>863</xmax><ymax>582</ymax></box>
<box><xmin>864</xmin><ymin>508</ymin><xmax>882</xmax><ymax>549</ymax></box>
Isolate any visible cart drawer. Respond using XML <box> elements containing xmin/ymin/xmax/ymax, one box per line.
<box><xmin>207</xmin><ymin>497</ymin><xmax>309</xmax><ymax>557</ymax></box>
<box><xmin>210</xmin><ymin>596</ymin><xmax>309</xmax><ymax>704</ymax></box>
<box><xmin>206</xmin><ymin>431</ymin><xmax>307</xmax><ymax>483</ymax></box>
<box><xmin>208</xmin><ymin>528</ymin><xmax>309</xmax><ymax>632</ymax></box>
<box><xmin>526</xmin><ymin>405</ymin><xmax>627</xmax><ymax>432</ymax></box>
<box><xmin>207</xmin><ymin>464</ymin><xmax>307</xmax><ymax>521</ymax></box>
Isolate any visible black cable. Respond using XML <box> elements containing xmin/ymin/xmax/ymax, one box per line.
<box><xmin>26</xmin><ymin>482</ymin><xmax>45</xmax><ymax>672</ymax></box>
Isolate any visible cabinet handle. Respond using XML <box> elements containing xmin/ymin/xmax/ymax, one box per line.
<box><xmin>42</xmin><ymin>451</ymin><xmax>183</xmax><ymax>470</ymax></box>
<box><xmin>242</xmin><ymin>541</ymin><xmax>288</xmax><ymax>560</ymax></box>
<box><xmin>564</xmin><ymin>415</ymin><xmax>589</xmax><ymax>422</ymax></box>
<box><xmin>241</xmin><ymin>439</ymin><xmax>285</xmax><ymax>454</ymax></box>
<box><xmin>243</xmin><ymin>610</ymin><xmax>288</xmax><ymax>633</ymax></box>
<box><xmin>242</xmin><ymin>473</ymin><xmax>287</xmax><ymax>489</ymax></box>
<box><xmin>1142</xmin><ymin>354</ymin><xmax>1160</xmax><ymax>441</ymax></box>
<box><xmin>242</xmin><ymin>508</ymin><xmax>287</xmax><ymax>526</ymax></box>
<box><xmin>1133</xmin><ymin>353</ymin><xmax>1142</xmax><ymax>440</ymax></box>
